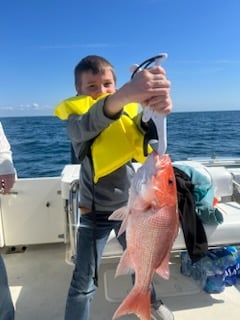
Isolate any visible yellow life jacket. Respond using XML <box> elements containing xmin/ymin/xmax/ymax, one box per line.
<box><xmin>54</xmin><ymin>95</ymin><xmax>151</xmax><ymax>183</ymax></box>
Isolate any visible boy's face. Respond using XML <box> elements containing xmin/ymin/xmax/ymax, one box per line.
<box><xmin>76</xmin><ymin>68</ymin><xmax>116</xmax><ymax>99</ymax></box>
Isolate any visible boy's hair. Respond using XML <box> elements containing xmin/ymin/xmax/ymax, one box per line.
<box><xmin>74</xmin><ymin>55</ymin><xmax>117</xmax><ymax>86</ymax></box>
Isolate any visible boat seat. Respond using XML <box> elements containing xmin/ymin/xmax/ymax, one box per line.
<box><xmin>173</xmin><ymin>161</ymin><xmax>233</xmax><ymax>200</ymax></box>
<box><xmin>205</xmin><ymin>166</ymin><xmax>233</xmax><ymax>198</ymax></box>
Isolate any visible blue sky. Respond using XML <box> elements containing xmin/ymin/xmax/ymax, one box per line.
<box><xmin>1</xmin><ymin>0</ymin><xmax>240</xmax><ymax>117</ymax></box>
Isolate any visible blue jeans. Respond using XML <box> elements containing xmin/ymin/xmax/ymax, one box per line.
<box><xmin>64</xmin><ymin>211</ymin><xmax>159</xmax><ymax>320</ymax></box>
<box><xmin>0</xmin><ymin>255</ymin><xmax>14</xmax><ymax>320</ymax></box>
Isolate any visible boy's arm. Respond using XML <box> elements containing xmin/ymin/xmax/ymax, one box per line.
<box><xmin>67</xmin><ymin>96</ymin><xmax>122</xmax><ymax>161</ymax></box>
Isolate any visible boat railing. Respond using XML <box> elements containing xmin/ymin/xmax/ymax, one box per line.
<box><xmin>66</xmin><ymin>179</ymin><xmax>80</xmax><ymax>263</ymax></box>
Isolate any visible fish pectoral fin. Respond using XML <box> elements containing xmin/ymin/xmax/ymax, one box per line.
<box><xmin>109</xmin><ymin>207</ymin><xmax>128</xmax><ymax>221</ymax></box>
<box><xmin>109</xmin><ymin>207</ymin><xmax>129</xmax><ymax>236</ymax></box>
<box><xmin>155</xmin><ymin>254</ymin><xmax>170</xmax><ymax>280</ymax></box>
<box><xmin>113</xmin><ymin>287</ymin><xmax>151</xmax><ymax>320</ymax></box>
<box><xmin>116</xmin><ymin>250</ymin><xmax>133</xmax><ymax>276</ymax></box>
<box><xmin>117</xmin><ymin>217</ymin><xmax>128</xmax><ymax>236</ymax></box>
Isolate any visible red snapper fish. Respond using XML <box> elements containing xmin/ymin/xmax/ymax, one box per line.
<box><xmin>109</xmin><ymin>151</ymin><xmax>178</xmax><ymax>320</ymax></box>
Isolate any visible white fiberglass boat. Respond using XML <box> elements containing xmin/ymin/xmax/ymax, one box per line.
<box><xmin>1</xmin><ymin>157</ymin><xmax>240</xmax><ymax>320</ymax></box>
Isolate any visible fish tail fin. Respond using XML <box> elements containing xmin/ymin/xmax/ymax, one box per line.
<box><xmin>113</xmin><ymin>287</ymin><xmax>151</xmax><ymax>320</ymax></box>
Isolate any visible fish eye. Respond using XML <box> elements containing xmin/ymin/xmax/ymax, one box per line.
<box><xmin>168</xmin><ymin>178</ymin><xmax>174</xmax><ymax>184</ymax></box>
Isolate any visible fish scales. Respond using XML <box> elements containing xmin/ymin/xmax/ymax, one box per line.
<box><xmin>109</xmin><ymin>152</ymin><xmax>179</xmax><ymax>320</ymax></box>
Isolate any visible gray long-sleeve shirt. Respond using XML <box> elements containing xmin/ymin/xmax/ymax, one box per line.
<box><xmin>67</xmin><ymin>97</ymin><xmax>146</xmax><ymax>212</ymax></box>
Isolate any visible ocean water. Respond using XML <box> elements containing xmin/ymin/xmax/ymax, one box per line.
<box><xmin>1</xmin><ymin>110</ymin><xmax>240</xmax><ymax>178</ymax></box>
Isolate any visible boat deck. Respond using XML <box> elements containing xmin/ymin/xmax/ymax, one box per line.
<box><xmin>4</xmin><ymin>242</ymin><xmax>240</xmax><ymax>320</ymax></box>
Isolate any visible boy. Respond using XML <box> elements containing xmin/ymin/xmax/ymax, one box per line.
<box><xmin>55</xmin><ymin>55</ymin><xmax>174</xmax><ymax>320</ymax></box>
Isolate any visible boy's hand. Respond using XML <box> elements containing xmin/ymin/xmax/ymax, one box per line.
<box><xmin>123</xmin><ymin>66</ymin><xmax>171</xmax><ymax>110</ymax></box>
<box><xmin>134</xmin><ymin>66</ymin><xmax>172</xmax><ymax>114</ymax></box>
<box><xmin>104</xmin><ymin>65</ymin><xmax>172</xmax><ymax>118</ymax></box>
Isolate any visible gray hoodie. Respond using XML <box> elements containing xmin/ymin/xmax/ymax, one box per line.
<box><xmin>67</xmin><ymin>97</ymin><xmax>147</xmax><ymax>212</ymax></box>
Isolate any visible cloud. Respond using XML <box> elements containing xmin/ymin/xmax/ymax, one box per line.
<box><xmin>32</xmin><ymin>103</ymin><xmax>40</xmax><ymax>109</ymax></box>
<box><xmin>172</xmin><ymin>59</ymin><xmax>240</xmax><ymax>65</ymax></box>
<box><xmin>0</xmin><ymin>103</ymin><xmax>53</xmax><ymax>117</ymax></box>
<box><xmin>38</xmin><ymin>43</ymin><xmax>122</xmax><ymax>49</ymax></box>
<box><xmin>214</xmin><ymin>59</ymin><xmax>240</xmax><ymax>64</ymax></box>
<box><xmin>0</xmin><ymin>105</ymin><xmax>14</xmax><ymax>111</ymax></box>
